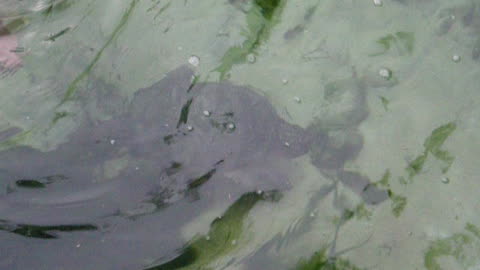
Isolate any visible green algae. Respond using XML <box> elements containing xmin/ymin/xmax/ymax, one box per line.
<box><xmin>406</xmin><ymin>154</ymin><xmax>427</xmax><ymax>179</ymax></box>
<box><xmin>406</xmin><ymin>122</ymin><xmax>456</xmax><ymax>179</ymax></box>
<box><xmin>146</xmin><ymin>191</ymin><xmax>280</xmax><ymax>270</ymax></box>
<box><xmin>379</xmin><ymin>96</ymin><xmax>389</xmax><ymax>111</ymax></box>
<box><xmin>294</xmin><ymin>248</ymin><xmax>365</xmax><ymax>270</ymax></box>
<box><xmin>388</xmin><ymin>191</ymin><xmax>407</xmax><ymax>218</ymax></box>
<box><xmin>58</xmin><ymin>0</ymin><xmax>137</xmax><ymax>106</ymax></box>
<box><xmin>371</xmin><ymin>31</ymin><xmax>414</xmax><ymax>56</ymax></box>
<box><xmin>0</xmin><ymin>130</ymin><xmax>32</xmax><ymax>151</ymax></box>
<box><xmin>214</xmin><ymin>0</ymin><xmax>286</xmax><ymax>79</ymax></box>
<box><xmin>376</xmin><ymin>169</ymin><xmax>391</xmax><ymax>188</ymax></box>
<box><xmin>424</xmin><ymin>223</ymin><xmax>480</xmax><ymax>270</ymax></box>
<box><xmin>353</xmin><ymin>203</ymin><xmax>372</xmax><ymax>221</ymax></box>
<box><xmin>52</xmin><ymin>111</ymin><xmax>70</xmax><ymax>124</ymax></box>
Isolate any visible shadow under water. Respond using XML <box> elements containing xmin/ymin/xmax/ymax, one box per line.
<box><xmin>0</xmin><ymin>64</ymin><xmax>388</xmax><ymax>269</ymax></box>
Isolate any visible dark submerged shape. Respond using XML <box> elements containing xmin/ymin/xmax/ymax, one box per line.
<box><xmin>0</xmin><ymin>65</ymin><xmax>313</xmax><ymax>269</ymax></box>
<box><xmin>0</xmin><ymin>65</ymin><xmax>387</xmax><ymax>269</ymax></box>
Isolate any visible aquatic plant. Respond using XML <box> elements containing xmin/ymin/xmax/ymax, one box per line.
<box><xmin>294</xmin><ymin>248</ymin><xmax>365</xmax><ymax>270</ymax></box>
<box><xmin>371</xmin><ymin>31</ymin><xmax>414</xmax><ymax>56</ymax></box>
<box><xmin>214</xmin><ymin>0</ymin><xmax>287</xmax><ymax>79</ymax></box>
<box><xmin>59</xmin><ymin>0</ymin><xmax>138</xmax><ymax>106</ymax></box>
<box><xmin>0</xmin><ymin>221</ymin><xmax>97</xmax><ymax>239</ymax></box>
<box><xmin>146</xmin><ymin>191</ymin><xmax>281</xmax><ymax>270</ymax></box>
<box><xmin>424</xmin><ymin>223</ymin><xmax>480</xmax><ymax>270</ymax></box>
<box><xmin>406</xmin><ymin>122</ymin><xmax>456</xmax><ymax>178</ymax></box>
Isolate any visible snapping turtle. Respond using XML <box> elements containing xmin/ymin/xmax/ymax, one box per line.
<box><xmin>0</xmin><ymin>65</ymin><xmax>388</xmax><ymax>269</ymax></box>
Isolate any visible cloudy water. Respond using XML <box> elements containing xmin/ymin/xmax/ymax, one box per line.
<box><xmin>0</xmin><ymin>0</ymin><xmax>480</xmax><ymax>269</ymax></box>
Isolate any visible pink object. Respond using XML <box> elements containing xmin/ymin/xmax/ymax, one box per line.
<box><xmin>0</xmin><ymin>22</ymin><xmax>22</xmax><ymax>74</ymax></box>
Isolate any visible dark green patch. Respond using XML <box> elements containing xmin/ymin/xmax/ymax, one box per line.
<box><xmin>52</xmin><ymin>111</ymin><xmax>70</xmax><ymax>124</ymax></box>
<box><xmin>45</xmin><ymin>26</ymin><xmax>72</xmax><ymax>42</ymax></box>
<box><xmin>424</xmin><ymin>223</ymin><xmax>480</xmax><ymax>270</ymax></box>
<box><xmin>214</xmin><ymin>0</ymin><xmax>286</xmax><ymax>79</ymax></box>
<box><xmin>166</xmin><ymin>162</ymin><xmax>182</xmax><ymax>176</ymax></box>
<box><xmin>255</xmin><ymin>0</ymin><xmax>282</xmax><ymax>20</ymax></box>
<box><xmin>371</xmin><ymin>31</ymin><xmax>415</xmax><ymax>56</ymax></box>
<box><xmin>187</xmin><ymin>75</ymin><xmax>199</xmax><ymax>92</ymax></box>
<box><xmin>15</xmin><ymin>174</ymin><xmax>67</xmax><ymax>189</ymax></box>
<box><xmin>146</xmin><ymin>191</ymin><xmax>279</xmax><ymax>270</ymax></box>
<box><xmin>406</xmin><ymin>154</ymin><xmax>427</xmax><ymax>179</ymax></box>
<box><xmin>353</xmin><ymin>203</ymin><xmax>372</xmax><ymax>220</ymax></box>
<box><xmin>376</xmin><ymin>169</ymin><xmax>391</xmax><ymax>188</ymax></box>
<box><xmin>379</xmin><ymin>96</ymin><xmax>389</xmax><ymax>111</ymax></box>
<box><xmin>187</xmin><ymin>169</ymin><xmax>216</xmax><ymax>190</ymax></box>
<box><xmin>177</xmin><ymin>98</ymin><xmax>194</xmax><ymax>128</ymax></box>
<box><xmin>388</xmin><ymin>191</ymin><xmax>407</xmax><ymax>218</ymax></box>
<box><xmin>406</xmin><ymin>122</ymin><xmax>456</xmax><ymax>179</ymax></box>
<box><xmin>0</xmin><ymin>222</ymin><xmax>97</xmax><ymax>239</ymax></box>
<box><xmin>163</xmin><ymin>134</ymin><xmax>175</xmax><ymax>145</ymax></box>
<box><xmin>294</xmin><ymin>248</ymin><xmax>366</xmax><ymax>270</ymax></box>
<box><xmin>15</xmin><ymin>179</ymin><xmax>46</xmax><ymax>188</ymax></box>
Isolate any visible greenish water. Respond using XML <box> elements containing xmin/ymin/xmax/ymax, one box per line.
<box><xmin>1</xmin><ymin>0</ymin><xmax>480</xmax><ymax>269</ymax></box>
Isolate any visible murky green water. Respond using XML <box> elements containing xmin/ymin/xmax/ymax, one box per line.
<box><xmin>1</xmin><ymin>0</ymin><xmax>480</xmax><ymax>269</ymax></box>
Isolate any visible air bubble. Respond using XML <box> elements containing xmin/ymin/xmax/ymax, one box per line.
<box><xmin>378</xmin><ymin>67</ymin><xmax>392</xmax><ymax>79</ymax></box>
<box><xmin>188</xmin><ymin>55</ymin><xmax>200</xmax><ymax>67</ymax></box>
<box><xmin>187</xmin><ymin>125</ymin><xmax>194</xmax><ymax>131</ymax></box>
<box><xmin>373</xmin><ymin>0</ymin><xmax>382</xmax><ymax>6</ymax></box>
<box><xmin>293</xmin><ymin>96</ymin><xmax>301</xmax><ymax>103</ymax></box>
<box><xmin>203</xmin><ymin>110</ymin><xmax>211</xmax><ymax>117</ymax></box>
<box><xmin>452</xmin><ymin>54</ymin><xmax>461</xmax><ymax>62</ymax></box>
<box><xmin>226</xmin><ymin>122</ymin><xmax>236</xmax><ymax>132</ymax></box>
<box><xmin>247</xmin><ymin>53</ymin><xmax>256</xmax><ymax>63</ymax></box>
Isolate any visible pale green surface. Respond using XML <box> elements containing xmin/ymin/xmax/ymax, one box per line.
<box><xmin>1</xmin><ymin>0</ymin><xmax>480</xmax><ymax>269</ymax></box>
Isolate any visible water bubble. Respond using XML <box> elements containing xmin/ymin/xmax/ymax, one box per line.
<box><xmin>452</xmin><ymin>54</ymin><xmax>461</xmax><ymax>62</ymax></box>
<box><xmin>373</xmin><ymin>0</ymin><xmax>382</xmax><ymax>6</ymax></box>
<box><xmin>110</xmin><ymin>139</ymin><xmax>116</xmax><ymax>145</ymax></box>
<box><xmin>76</xmin><ymin>243</ymin><xmax>81</xmax><ymax>248</ymax></box>
<box><xmin>378</xmin><ymin>68</ymin><xmax>392</xmax><ymax>80</ymax></box>
<box><xmin>247</xmin><ymin>53</ymin><xmax>256</xmax><ymax>63</ymax></box>
<box><xmin>282</xmin><ymin>79</ymin><xmax>289</xmax><ymax>85</ymax></box>
<box><xmin>186</xmin><ymin>125</ymin><xmax>194</xmax><ymax>131</ymax></box>
<box><xmin>188</xmin><ymin>55</ymin><xmax>200</xmax><ymax>67</ymax></box>
<box><xmin>293</xmin><ymin>96</ymin><xmax>301</xmax><ymax>103</ymax></box>
<box><xmin>441</xmin><ymin>177</ymin><xmax>450</xmax><ymax>184</ymax></box>
<box><xmin>226</xmin><ymin>122</ymin><xmax>236</xmax><ymax>131</ymax></box>
<box><xmin>203</xmin><ymin>110</ymin><xmax>211</xmax><ymax>117</ymax></box>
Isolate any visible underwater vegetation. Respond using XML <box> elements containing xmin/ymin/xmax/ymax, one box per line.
<box><xmin>406</xmin><ymin>122</ymin><xmax>456</xmax><ymax>179</ymax></box>
<box><xmin>424</xmin><ymin>223</ymin><xmax>480</xmax><ymax>270</ymax></box>
<box><xmin>145</xmin><ymin>191</ymin><xmax>280</xmax><ymax>270</ymax></box>
<box><xmin>215</xmin><ymin>0</ymin><xmax>286</xmax><ymax>79</ymax></box>
<box><xmin>294</xmin><ymin>248</ymin><xmax>365</xmax><ymax>270</ymax></box>
<box><xmin>59</xmin><ymin>0</ymin><xmax>137</xmax><ymax>105</ymax></box>
<box><xmin>371</xmin><ymin>31</ymin><xmax>414</xmax><ymax>56</ymax></box>
<box><xmin>0</xmin><ymin>221</ymin><xmax>96</xmax><ymax>239</ymax></box>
